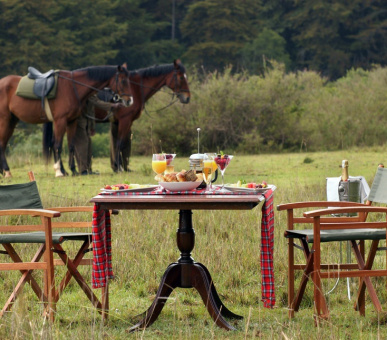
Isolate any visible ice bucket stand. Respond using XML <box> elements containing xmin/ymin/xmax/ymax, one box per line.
<box><xmin>326</xmin><ymin>176</ymin><xmax>370</xmax><ymax>299</ymax></box>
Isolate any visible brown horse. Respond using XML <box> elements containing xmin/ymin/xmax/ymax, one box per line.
<box><xmin>98</xmin><ymin>59</ymin><xmax>190</xmax><ymax>172</ymax></box>
<box><xmin>0</xmin><ymin>65</ymin><xmax>132</xmax><ymax>177</ymax></box>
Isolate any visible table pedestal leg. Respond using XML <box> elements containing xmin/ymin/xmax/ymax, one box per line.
<box><xmin>129</xmin><ymin>210</ymin><xmax>241</xmax><ymax>332</ymax></box>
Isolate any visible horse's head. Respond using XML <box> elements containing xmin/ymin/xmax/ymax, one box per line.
<box><xmin>166</xmin><ymin>59</ymin><xmax>190</xmax><ymax>104</ymax></box>
<box><xmin>108</xmin><ymin>64</ymin><xmax>133</xmax><ymax>107</ymax></box>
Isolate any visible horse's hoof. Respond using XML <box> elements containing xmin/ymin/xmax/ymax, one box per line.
<box><xmin>53</xmin><ymin>161</ymin><xmax>64</xmax><ymax>177</ymax></box>
<box><xmin>4</xmin><ymin>171</ymin><xmax>12</xmax><ymax>178</ymax></box>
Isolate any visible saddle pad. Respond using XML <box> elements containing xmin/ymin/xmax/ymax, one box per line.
<box><xmin>16</xmin><ymin>73</ymin><xmax>58</xmax><ymax>100</ymax></box>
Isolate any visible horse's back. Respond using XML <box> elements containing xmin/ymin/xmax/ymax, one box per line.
<box><xmin>0</xmin><ymin>75</ymin><xmax>21</xmax><ymax>92</ymax></box>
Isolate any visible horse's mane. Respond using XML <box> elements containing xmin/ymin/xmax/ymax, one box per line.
<box><xmin>130</xmin><ymin>63</ymin><xmax>185</xmax><ymax>78</ymax></box>
<box><xmin>75</xmin><ymin>66</ymin><xmax>128</xmax><ymax>81</ymax></box>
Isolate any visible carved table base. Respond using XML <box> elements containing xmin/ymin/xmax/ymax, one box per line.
<box><xmin>129</xmin><ymin>210</ymin><xmax>242</xmax><ymax>332</ymax></box>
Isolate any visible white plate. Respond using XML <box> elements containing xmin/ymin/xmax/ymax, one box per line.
<box><xmin>101</xmin><ymin>185</ymin><xmax>158</xmax><ymax>193</ymax></box>
<box><xmin>159</xmin><ymin>181</ymin><xmax>201</xmax><ymax>192</ymax></box>
<box><xmin>220</xmin><ymin>184</ymin><xmax>274</xmax><ymax>193</ymax></box>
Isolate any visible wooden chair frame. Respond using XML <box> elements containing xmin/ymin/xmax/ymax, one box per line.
<box><xmin>277</xmin><ymin>201</ymin><xmax>373</xmax><ymax>319</ymax></box>
<box><xmin>0</xmin><ymin>172</ymin><xmax>111</xmax><ymax>321</ymax></box>
<box><xmin>304</xmin><ymin>206</ymin><xmax>387</xmax><ymax>319</ymax></box>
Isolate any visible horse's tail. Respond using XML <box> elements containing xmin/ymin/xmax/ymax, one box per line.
<box><xmin>42</xmin><ymin>122</ymin><xmax>54</xmax><ymax>163</ymax></box>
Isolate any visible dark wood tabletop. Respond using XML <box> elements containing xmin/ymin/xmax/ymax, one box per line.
<box><xmin>90</xmin><ymin>192</ymin><xmax>266</xmax><ymax>211</ymax></box>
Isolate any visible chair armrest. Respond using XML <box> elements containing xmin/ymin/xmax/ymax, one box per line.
<box><xmin>0</xmin><ymin>209</ymin><xmax>60</xmax><ymax>218</ymax></box>
<box><xmin>48</xmin><ymin>206</ymin><xmax>93</xmax><ymax>213</ymax></box>
<box><xmin>304</xmin><ymin>206</ymin><xmax>387</xmax><ymax>218</ymax></box>
<box><xmin>277</xmin><ymin>201</ymin><xmax>364</xmax><ymax>211</ymax></box>
<box><xmin>48</xmin><ymin>206</ymin><xmax>119</xmax><ymax>215</ymax></box>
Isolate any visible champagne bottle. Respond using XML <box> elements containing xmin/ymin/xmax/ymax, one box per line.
<box><xmin>341</xmin><ymin>160</ymin><xmax>349</xmax><ymax>181</ymax></box>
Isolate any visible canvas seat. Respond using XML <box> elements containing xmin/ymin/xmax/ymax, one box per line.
<box><xmin>277</xmin><ymin>166</ymin><xmax>387</xmax><ymax>321</ymax></box>
<box><xmin>0</xmin><ymin>172</ymin><xmax>111</xmax><ymax>321</ymax></box>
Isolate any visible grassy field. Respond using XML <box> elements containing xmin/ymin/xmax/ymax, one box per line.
<box><xmin>1</xmin><ymin>147</ymin><xmax>387</xmax><ymax>339</ymax></box>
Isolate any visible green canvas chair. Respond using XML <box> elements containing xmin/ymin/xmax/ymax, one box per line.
<box><xmin>277</xmin><ymin>166</ymin><xmax>387</xmax><ymax>320</ymax></box>
<box><xmin>0</xmin><ymin>172</ymin><xmax>108</xmax><ymax>321</ymax></box>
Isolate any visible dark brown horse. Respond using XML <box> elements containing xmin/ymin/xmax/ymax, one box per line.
<box><xmin>0</xmin><ymin>65</ymin><xmax>132</xmax><ymax>177</ymax></box>
<box><xmin>98</xmin><ymin>59</ymin><xmax>190</xmax><ymax>172</ymax></box>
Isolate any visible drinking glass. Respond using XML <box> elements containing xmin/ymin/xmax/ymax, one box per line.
<box><xmin>152</xmin><ymin>154</ymin><xmax>167</xmax><ymax>184</ymax></box>
<box><xmin>200</xmin><ymin>159</ymin><xmax>214</xmax><ymax>193</ymax></box>
<box><xmin>204</xmin><ymin>153</ymin><xmax>218</xmax><ymax>187</ymax></box>
<box><xmin>164</xmin><ymin>153</ymin><xmax>176</xmax><ymax>174</ymax></box>
<box><xmin>213</xmin><ymin>154</ymin><xmax>233</xmax><ymax>193</ymax></box>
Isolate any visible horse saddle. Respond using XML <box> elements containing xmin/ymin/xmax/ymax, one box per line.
<box><xmin>27</xmin><ymin>67</ymin><xmax>56</xmax><ymax>99</ymax></box>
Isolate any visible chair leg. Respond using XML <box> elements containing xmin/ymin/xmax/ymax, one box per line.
<box><xmin>352</xmin><ymin>240</ymin><xmax>382</xmax><ymax>314</ymax></box>
<box><xmin>0</xmin><ymin>244</ymin><xmax>46</xmax><ymax>317</ymax></box>
<box><xmin>312</xmin><ymin>235</ymin><xmax>329</xmax><ymax>320</ymax></box>
<box><xmin>293</xmin><ymin>251</ymin><xmax>314</xmax><ymax>313</ymax></box>
<box><xmin>54</xmin><ymin>241</ymin><xmax>89</xmax><ymax>302</ymax></box>
<box><xmin>101</xmin><ymin>284</ymin><xmax>109</xmax><ymax>322</ymax></box>
<box><xmin>288</xmin><ymin>239</ymin><xmax>295</xmax><ymax>318</ymax></box>
<box><xmin>291</xmin><ymin>239</ymin><xmax>314</xmax><ymax>313</ymax></box>
<box><xmin>53</xmin><ymin>244</ymin><xmax>103</xmax><ymax>311</ymax></box>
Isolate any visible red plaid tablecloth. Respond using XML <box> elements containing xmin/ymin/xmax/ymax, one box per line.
<box><xmin>261</xmin><ymin>189</ymin><xmax>275</xmax><ymax>307</ymax></box>
<box><xmin>92</xmin><ymin>203</ymin><xmax>113</xmax><ymax>288</ymax></box>
<box><xmin>91</xmin><ymin>187</ymin><xmax>276</xmax><ymax>307</ymax></box>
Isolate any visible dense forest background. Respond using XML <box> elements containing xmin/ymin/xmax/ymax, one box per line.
<box><xmin>1</xmin><ymin>0</ymin><xmax>387</xmax><ymax>79</ymax></box>
<box><xmin>1</xmin><ymin>0</ymin><xmax>387</xmax><ymax>157</ymax></box>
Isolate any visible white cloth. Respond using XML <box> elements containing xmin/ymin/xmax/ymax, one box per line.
<box><xmin>326</xmin><ymin>176</ymin><xmax>370</xmax><ymax>203</ymax></box>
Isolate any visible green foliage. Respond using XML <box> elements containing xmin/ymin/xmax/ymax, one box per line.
<box><xmin>0</xmin><ymin>1</ymin><xmax>386</xmax><ymax>78</ymax></box>
<box><xmin>90</xmin><ymin>133</ymin><xmax>110</xmax><ymax>158</ymax></box>
<box><xmin>303</xmin><ymin>157</ymin><xmax>314</xmax><ymax>164</ymax></box>
<box><xmin>181</xmin><ymin>0</ymin><xmax>262</xmax><ymax>71</ymax></box>
<box><xmin>128</xmin><ymin>63</ymin><xmax>387</xmax><ymax>156</ymax></box>
<box><xmin>240</xmin><ymin>28</ymin><xmax>291</xmax><ymax>74</ymax></box>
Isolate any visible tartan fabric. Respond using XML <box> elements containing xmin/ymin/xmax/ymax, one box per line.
<box><xmin>92</xmin><ymin>203</ymin><xmax>113</xmax><ymax>289</ymax></box>
<box><xmin>261</xmin><ymin>189</ymin><xmax>275</xmax><ymax>308</ymax></box>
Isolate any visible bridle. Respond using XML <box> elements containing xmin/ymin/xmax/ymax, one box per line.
<box><xmin>58</xmin><ymin>69</ymin><xmax>132</xmax><ymax>107</ymax></box>
<box><xmin>130</xmin><ymin>68</ymin><xmax>190</xmax><ymax>115</ymax></box>
<box><xmin>112</xmin><ymin>71</ymin><xmax>132</xmax><ymax>104</ymax></box>
<box><xmin>167</xmin><ymin>68</ymin><xmax>190</xmax><ymax>100</ymax></box>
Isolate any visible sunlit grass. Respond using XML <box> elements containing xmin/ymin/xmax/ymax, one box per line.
<box><xmin>1</xmin><ymin>147</ymin><xmax>387</xmax><ymax>338</ymax></box>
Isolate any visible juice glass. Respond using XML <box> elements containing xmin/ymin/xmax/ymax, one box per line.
<box><xmin>201</xmin><ymin>159</ymin><xmax>214</xmax><ymax>193</ymax></box>
<box><xmin>152</xmin><ymin>154</ymin><xmax>167</xmax><ymax>179</ymax></box>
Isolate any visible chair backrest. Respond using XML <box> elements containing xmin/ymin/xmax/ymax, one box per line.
<box><xmin>366</xmin><ymin>167</ymin><xmax>387</xmax><ymax>204</ymax></box>
<box><xmin>0</xmin><ymin>181</ymin><xmax>43</xmax><ymax>210</ymax></box>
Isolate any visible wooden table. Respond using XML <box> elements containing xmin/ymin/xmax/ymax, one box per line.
<box><xmin>91</xmin><ymin>190</ymin><xmax>274</xmax><ymax>331</ymax></box>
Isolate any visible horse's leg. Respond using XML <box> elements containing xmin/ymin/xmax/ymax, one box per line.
<box><xmin>0</xmin><ymin>114</ymin><xmax>19</xmax><ymax>178</ymax></box>
<box><xmin>66</xmin><ymin>122</ymin><xmax>78</xmax><ymax>176</ymax></box>
<box><xmin>117</xmin><ymin>119</ymin><xmax>133</xmax><ymax>173</ymax></box>
<box><xmin>52</xmin><ymin>119</ymin><xmax>68</xmax><ymax>177</ymax></box>
<box><xmin>109</xmin><ymin>122</ymin><xmax>119</xmax><ymax>172</ymax></box>
<box><xmin>121</xmin><ymin>129</ymin><xmax>132</xmax><ymax>172</ymax></box>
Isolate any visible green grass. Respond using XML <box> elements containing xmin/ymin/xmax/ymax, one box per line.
<box><xmin>1</xmin><ymin>147</ymin><xmax>387</xmax><ymax>339</ymax></box>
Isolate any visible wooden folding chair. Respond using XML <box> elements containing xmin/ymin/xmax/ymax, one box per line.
<box><xmin>277</xmin><ymin>166</ymin><xmax>387</xmax><ymax>320</ymax></box>
<box><xmin>0</xmin><ymin>172</ymin><xmax>111</xmax><ymax>321</ymax></box>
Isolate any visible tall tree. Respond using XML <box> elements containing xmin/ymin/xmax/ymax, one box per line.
<box><xmin>283</xmin><ymin>0</ymin><xmax>387</xmax><ymax>79</ymax></box>
<box><xmin>112</xmin><ymin>0</ymin><xmax>185</xmax><ymax>69</ymax></box>
<box><xmin>0</xmin><ymin>0</ymin><xmax>127</xmax><ymax>77</ymax></box>
<box><xmin>180</xmin><ymin>0</ymin><xmax>262</xmax><ymax>72</ymax></box>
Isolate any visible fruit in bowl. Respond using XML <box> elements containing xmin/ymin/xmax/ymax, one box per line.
<box><xmin>235</xmin><ymin>180</ymin><xmax>268</xmax><ymax>189</ymax></box>
<box><xmin>214</xmin><ymin>154</ymin><xmax>231</xmax><ymax>170</ymax></box>
<box><xmin>165</xmin><ymin>154</ymin><xmax>176</xmax><ymax>165</ymax></box>
<box><xmin>104</xmin><ymin>184</ymin><xmax>129</xmax><ymax>190</ymax></box>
